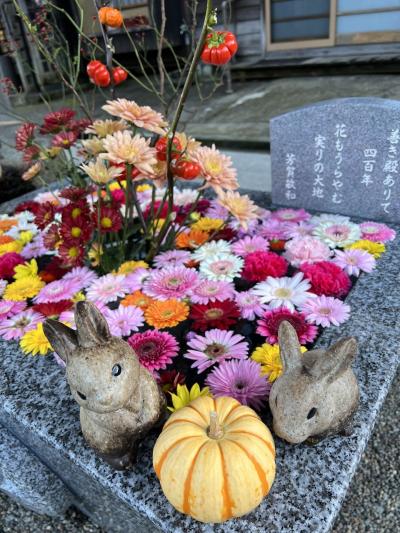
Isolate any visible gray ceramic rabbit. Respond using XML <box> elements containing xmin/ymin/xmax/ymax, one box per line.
<box><xmin>43</xmin><ymin>301</ymin><xmax>166</xmax><ymax>470</ymax></box>
<box><xmin>269</xmin><ymin>321</ymin><xmax>359</xmax><ymax>444</ymax></box>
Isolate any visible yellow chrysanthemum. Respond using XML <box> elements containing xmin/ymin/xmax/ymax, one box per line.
<box><xmin>345</xmin><ymin>239</ymin><xmax>385</xmax><ymax>259</ymax></box>
<box><xmin>3</xmin><ymin>276</ymin><xmax>44</xmax><ymax>301</ymax></box>
<box><xmin>191</xmin><ymin>217</ymin><xmax>224</xmax><ymax>233</ymax></box>
<box><xmin>18</xmin><ymin>231</ymin><xmax>34</xmax><ymax>245</ymax></box>
<box><xmin>13</xmin><ymin>259</ymin><xmax>38</xmax><ymax>280</ymax></box>
<box><xmin>168</xmin><ymin>383</ymin><xmax>210</xmax><ymax>412</ymax></box>
<box><xmin>251</xmin><ymin>343</ymin><xmax>307</xmax><ymax>383</ymax></box>
<box><xmin>88</xmin><ymin>244</ymin><xmax>103</xmax><ymax>267</ymax></box>
<box><xmin>72</xmin><ymin>291</ymin><xmax>86</xmax><ymax>303</ymax></box>
<box><xmin>20</xmin><ymin>323</ymin><xmax>52</xmax><ymax>356</ymax></box>
<box><xmin>0</xmin><ymin>240</ymin><xmax>23</xmax><ymax>255</ymax></box>
<box><xmin>116</xmin><ymin>260</ymin><xmax>149</xmax><ymax>275</ymax></box>
<box><xmin>136</xmin><ymin>184</ymin><xmax>151</xmax><ymax>192</ymax></box>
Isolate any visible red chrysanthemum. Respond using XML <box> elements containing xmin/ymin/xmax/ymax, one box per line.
<box><xmin>41</xmin><ymin>256</ymin><xmax>69</xmax><ymax>282</ymax></box>
<box><xmin>0</xmin><ymin>252</ymin><xmax>24</xmax><ymax>279</ymax></box>
<box><xmin>58</xmin><ymin>241</ymin><xmax>85</xmax><ymax>267</ymax></box>
<box><xmin>144</xmin><ymin>200</ymin><xmax>179</xmax><ymax>220</ymax></box>
<box><xmin>93</xmin><ymin>204</ymin><xmax>123</xmax><ymax>233</ymax></box>
<box><xmin>15</xmin><ymin>123</ymin><xmax>36</xmax><ymax>151</ymax></box>
<box><xmin>269</xmin><ymin>239</ymin><xmax>286</xmax><ymax>252</ymax></box>
<box><xmin>32</xmin><ymin>300</ymin><xmax>73</xmax><ymax>318</ymax></box>
<box><xmin>60</xmin><ymin>215</ymin><xmax>93</xmax><ymax>243</ymax></box>
<box><xmin>181</xmin><ymin>199</ymin><xmax>211</xmax><ymax>217</ymax></box>
<box><xmin>300</xmin><ymin>261</ymin><xmax>351</xmax><ymax>298</ymax></box>
<box><xmin>40</xmin><ymin>108</ymin><xmax>76</xmax><ymax>134</ymax></box>
<box><xmin>34</xmin><ymin>201</ymin><xmax>56</xmax><ymax>230</ymax></box>
<box><xmin>51</xmin><ymin>131</ymin><xmax>78</xmax><ymax>149</ymax></box>
<box><xmin>61</xmin><ymin>199</ymin><xmax>91</xmax><ymax>221</ymax></box>
<box><xmin>257</xmin><ymin>307</ymin><xmax>318</xmax><ymax>345</ymax></box>
<box><xmin>242</xmin><ymin>251</ymin><xmax>288</xmax><ymax>282</ymax></box>
<box><xmin>189</xmin><ymin>300</ymin><xmax>240</xmax><ymax>332</ymax></box>
<box><xmin>211</xmin><ymin>227</ymin><xmax>237</xmax><ymax>242</ymax></box>
<box><xmin>68</xmin><ymin>118</ymin><xmax>92</xmax><ymax>135</ymax></box>
<box><xmin>23</xmin><ymin>146</ymin><xmax>40</xmax><ymax>163</ymax></box>
<box><xmin>14</xmin><ymin>200</ymin><xmax>41</xmax><ymax>216</ymax></box>
<box><xmin>43</xmin><ymin>223</ymin><xmax>61</xmax><ymax>250</ymax></box>
<box><xmin>59</xmin><ymin>187</ymin><xmax>89</xmax><ymax>202</ymax></box>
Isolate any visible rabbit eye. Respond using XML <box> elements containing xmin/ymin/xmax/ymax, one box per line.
<box><xmin>307</xmin><ymin>407</ymin><xmax>317</xmax><ymax>419</ymax></box>
<box><xmin>112</xmin><ymin>364</ymin><xmax>122</xmax><ymax>377</ymax></box>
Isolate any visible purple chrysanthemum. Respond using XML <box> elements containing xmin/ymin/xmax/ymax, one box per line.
<box><xmin>105</xmin><ymin>305</ymin><xmax>144</xmax><ymax>337</ymax></box>
<box><xmin>190</xmin><ymin>279</ymin><xmax>235</xmax><ymax>304</ymax></box>
<box><xmin>231</xmin><ymin>235</ymin><xmax>269</xmax><ymax>256</ymax></box>
<box><xmin>34</xmin><ymin>278</ymin><xmax>80</xmax><ymax>304</ymax></box>
<box><xmin>333</xmin><ymin>249</ymin><xmax>376</xmax><ymax>276</ymax></box>
<box><xmin>21</xmin><ymin>234</ymin><xmax>47</xmax><ymax>259</ymax></box>
<box><xmin>184</xmin><ymin>329</ymin><xmax>248</xmax><ymax>373</ymax></box>
<box><xmin>205</xmin><ymin>358</ymin><xmax>270</xmax><ymax>410</ymax></box>
<box><xmin>128</xmin><ymin>330</ymin><xmax>179</xmax><ymax>371</ymax></box>
<box><xmin>86</xmin><ymin>274</ymin><xmax>129</xmax><ymax>304</ymax></box>
<box><xmin>153</xmin><ymin>250</ymin><xmax>192</xmax><ymax>269</ymax></box>
<box><xmin>62</xmin><ymin>266</ymin><xmax>98</xmax><ymax>290</ymax></box>
<box><xmin>0</xmin><ymin>300</ymin><xmax>27</xmax><ymax>321</ymax></box>
<box><xmin>235</xmin><ymin>290</ymin><xmax>265</xmax><ymax>320</ymax></box>
<box><xmin>301</xmin><ymin>295</ymin><xmax>350</xmax><ymax>328</ymax></box>
<box><xmin>0</xmin><ymin>309</ymin><xmax>44</xmax><ymax>340</ymax></box>
<box><xmin>143</xmin><ymin>266</ymin><xmax>199</xmax><ymax>301</ymax></box>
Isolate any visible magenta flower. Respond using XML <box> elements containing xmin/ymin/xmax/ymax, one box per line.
<box><xmin>34</xmin><ymin>278</ymin><xmax>80</xmax><ymax>304</ymax></box>
<box><xmin>21</xmin><ymin>234</ymin><xmax>47</xmax><ymax>259</ymax></box>
<box><xmin>257</xmin><ymin>307</ymin><xmax>318</xmax><ymax>344</ymax></box>
<box><xmin>235</xmin><ymin>290</ymin><xmax>265</xmax><ymax>320</ymax></box>
<box><xmin>190</xmin><ymin>279</ymin><xmax>235</xmax><ymax>304</ymax></box>
<box><xmin>128</xmin><ymin>330</ymin><xmax>179</xmax><ymax>371</ymax></box>
<box><xmin>86</xmin><ymin>274</ymin><xmax>129</xmax><ymax>304</ymax></box>
<box><xmin>0</xmin><ymin>300</ymin><xmax>26</xmax><ymax>321</ymax></box>
<box><xmin>143</xmin><ymin>266</ymin><xmax>199</xmax><ymax>300</ymax></box>
<box><xmin>231</xmin><ymin>235</ymin><xmax>269</xmax><ymax>256</ymax></box>
<box><xmin>284</xmin><ymin>236</ymin><xmax>331</xmax><ymax>267</ymax></box>
<box><xmin>105</xmin><ymin>305</ymin><xmax>144</xmax><ymax>337</ymax></box>
<box><xmin>205</xmin><ymin>358</ymin><xmax>271</xmax><ymax>411</ymax></box>
<box><xmin>62</xmin><ymin>266</ymin><xmax>98</xmax><ymax>290</ymax></box>
<box><xmin>124</xmin><ymin>268</ymin><xmax>150</xmax><ymax>292</ymax></box>
<box><xmin>359</xmin><ymin>221</ymin><xmax>396</xmax><ymax>243</ymax></box>
<box><xmin>258</xmin><ymin>218</ymin><xmax>296</xmax><ymax>240</ymax></box>
<box><xmin>272</xmin><ymin>208</ymin><xmax>311</xmax><ymax>223</ymax></box>
<box><xmin>333</xmin><ymin>249</ymin><xmax>376</xmax><ymax>277</ymax></box>
<box><xmin>301</xmin><ymin>295</ymin><xmax>350</xmax><ymax>328</ymax></box>
<box><xmin>153</xmin><ymin>250</ymin><xmax>191</xmax><ymax>269</ymax></box>
<box><xmin>184</xmin><ymin>329</ymin><xmax>248</xmax><ymax>373</ymax></box>
<box><xmin>0</xmin><ymin>309</ymin><xmax>43</xmax><ymax>340</ymax></box>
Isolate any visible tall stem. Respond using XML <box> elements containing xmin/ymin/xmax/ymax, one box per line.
<box><xmin>93</xmin><ymin>0</ymin><xmax>115</xmax><ymax>98</ymax></box>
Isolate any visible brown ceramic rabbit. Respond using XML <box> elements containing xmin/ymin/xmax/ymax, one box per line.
<box><xmin>269</xmin><ymin>321</ymin><xmax>359</xmax><ymax>444</ymax></box>
<box><xmin>43</xmin><ymin>301</ymin><xmax>166</xmax><ymax>470</ymax></box>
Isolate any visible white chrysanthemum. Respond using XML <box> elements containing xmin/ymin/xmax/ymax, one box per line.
<box><xmin>6</xmin><ymin>222</ymin><xmax>38</xmax><ymax>238</ymax></box>
<box><xmin>313</xmin><ymin>221</ymin><xmax>361</xmax><ymax>248</ymax></box>
<box><xmin>253</xmin><ymin>273</ymin><xmax>315</xmax><ymax>312</ymax></box>
<box><xmin>174</xmin><ymin>188</ymin><xmax>199</xmax><ymax>206</ymax></box>
<box><xmin>199</xmin><ymin>254</ymin><xmax>243</xmax><ymax>282</ymax></box>
<box><xmin>81</xmin><ymin>158</ymin><xmax>124</xmax><ymax>184</ymax></box>
<box><xmin>192</xmin><ymin>240</ymin><xmax>232</xmax><ymax>262</ymax></box>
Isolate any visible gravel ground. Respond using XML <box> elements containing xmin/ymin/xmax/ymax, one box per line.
<box><xmin>0</xmin><ymin>370</ymin><xmax>398</xmax><ymax>533</ymax></box>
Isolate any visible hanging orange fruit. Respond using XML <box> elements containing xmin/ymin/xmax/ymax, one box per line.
<box><xmin>98</xmin><ymin>7</ymin><xmax>123</xmax><ymax>28</ymax></box>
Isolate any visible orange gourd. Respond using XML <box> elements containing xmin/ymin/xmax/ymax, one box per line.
<box><xmin>153</xmin><ymin>395</ymin><xmax>276</xmax><ymax>523</ymax></box>
<box><xmin>98</xmin><ymin>7</ymin><xmax>123</xmax><ymax>28</ymax></box>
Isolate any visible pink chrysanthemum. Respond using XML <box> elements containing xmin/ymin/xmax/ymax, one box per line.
<box><xmin>258</xmin><ymin>219</ymin><xmax>296</xmax><ymax>240</ymax></box>
<box><xmin>153</xmin><ymin>250</ymin><xmax>191</xmax><ymax>269</ymax></box>
<box><xmin>284</xmin><ymin>236</ymin><xmax>331</xmax><ymax>267</ymax></box>
<box><xmin>231</xmin><ymin>236</ymin><xmax>269</xmax><ymax>257</ymax></box>
<box><xmin>105</xmin><ymin>305</ymin><xmax>144</xmax><ymax>337</ymax></box>
<box><xmin>301</xmin><ymin>295</ymin><xmax>350</xmax><ymax>328</ymax></box>
<box><xmin>124</xmin><ymin>268</ymin><xmax>150</xmax><ymax>292</ymax></box>
<box><xmin>34</xmin><ymin>278</ymin><xmax>80</xmax><ymax>304</ymax></box>
<box><xmin>192</xmin><ymin>144</ymin><xmax>238</xmax><ymax>194</ymax></box>
<box><xmin>205</xmin><ymin>358</ymin><xmax>270</xmax><ymax>410</ymax></box>
<box><xmin>128</xmin><ymin>330</ymin><xmax>179</xmax><ymax>371</ymax></box>
<box><xmin>359</xmin><ymin>221</ymin><xmax>396</xmax><ymax>243</ymax></box>
<box><xmin>86</xmin><ymin>274</ymin><xmax>129</xmax><ymax>304</ymax></box>
<box><xmin>0</xmin><ymin>300</ymin><xmax>26</xmax><ymax>321</ymax></box>
<box><xmin>62</xmin><ymin>266</ymin><xmax>98</xmax><ymax>290</ymax></box>
<box><xmin>143</xmin><ymin>266</ymin><xmax>199</xmax><ymax>301</ymax></box>
<box><xmin>190</xmin><ymin>279</ymin><xmax>235</xmax><ymax>304</ymax></box>
<box><xmin>257</xmin><ymin>307</ymin><xmax>318</xmax><ymax>344</ymax></box>
<box><xmin>184</xmin><ymin>329</ymin><xmax>248</xmax><ymax>373</ymax></box>
<box><xmin>235</xmin><ymin>290</ymin><xmax>265</xmax><ymax>320</ymax></box>
<box><xmin>271</xmin><ymin>208</ymin><xmax>311</xmax><ymax>223</ymax></box>
<box><xmin>333</xmin><ymin>249</ymin><xmax>376</xmax><ymax>277</ymax></box>
<box><xmin>0</xmin><ymin>309</ymin><xmax>43</xmax><ymax>340</ymax></box>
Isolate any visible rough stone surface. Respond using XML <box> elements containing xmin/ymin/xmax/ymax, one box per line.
<box><xmin>0</xmin><ymin>424</ymin><xmax>73</xmax><ymax>517</ymax></box>
<box><xmin>0</xmin><ymin>191</ymin><xmax>398</xmax><ymax>532</ymax></box>
<box><xmin>271</xmin><ymin>97</ymin><xmax>400</xmax><ymax>223</ymax></box>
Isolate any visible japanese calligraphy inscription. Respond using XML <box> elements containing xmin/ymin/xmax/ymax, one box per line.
<box><xmin>271</xmin><ymin>98</ymin><xmax>400</xmax><ymax>223</ymax></box>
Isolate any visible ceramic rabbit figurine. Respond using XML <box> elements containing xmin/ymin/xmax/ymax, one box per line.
<box><xmin>43</xmin><ymin>301</ymin><xmax>166</xmax><ymax>470</ymax></box>
<box><xmin>269</xmin><ymin>321</ymin><xmax>359</xmax><ymax>444</ymax></box>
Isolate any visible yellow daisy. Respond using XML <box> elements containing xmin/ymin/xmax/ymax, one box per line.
<box><xmin>191</xmin><ymin>217</ymin><xmax>224</xmax><ymax>233</ymax></box>
<box><xmin>251</xmin><ymin>343</ymin><xmax>307</xmax><ymax>382</ymax></box>
<box><xmin>3</xmin><ymin>276</ymin><xmax>45</xmax><ymax>301</ymax></box>
<box><xmin>345</xmin><ymin>239</ymin><xmax>385</xmax><ymax>259</ymax></box>
<box><xmin>137</xmin><ymin>184</ymin><xmax>151</xmax><ymax>192</ymax></box>
<box><xmin>13</xmin><ymin>259</ymin><xmax>38</xmax><ymax>280</ymax></box>
<box><xmin>0</xmin><ymin>240</ymin><xmax>23</xmax><ymax>255</ymax></box>
<box><xmin>18</xmin><ymin>231</ymin><xmax>34</xmax><ymax>245</ymax></box>
<box><xmin>168</xmin><ymin>383</ymin><xmax>210</xmax><ymax>412</ymax></box>
<box><xmin>20</xmin><ymin>323</ymin><xmax>52</xmax><ymax>356</ymax></box>
<box><xmin>116</xmin><ymin>260</ymin><xmax>149</xmax><ymax>275</ymax></box>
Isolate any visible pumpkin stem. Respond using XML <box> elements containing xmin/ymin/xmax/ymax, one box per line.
<box><xmin>208</xmin><ymin>411</ymin><xmax>224</xmax><ymax>439</ymax></box>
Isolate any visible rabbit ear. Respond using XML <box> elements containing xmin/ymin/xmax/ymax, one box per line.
<box><xmin>309</xmin><ymin>337</ymin><xmax>357</xmax><ymax>383</ymax></box>
<box><xmin>278</xmin><ymin>321</ymin><xmax>302</xmax><ymax>372</ymax></box>
<box><xmin>43</xmin><ymin>319</ymin><xmax>79</xmax><ymax>363</ymax></box>
<box><xmin>74</xmin><ymin>301</ymin><xmax>111</xmax><ymax>348</ymax></box>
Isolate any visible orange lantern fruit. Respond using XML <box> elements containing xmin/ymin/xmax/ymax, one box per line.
<box><xmin>98</xmin><ymin>7</ymin><xmax>123</xmax><ymax>28</ymax></box>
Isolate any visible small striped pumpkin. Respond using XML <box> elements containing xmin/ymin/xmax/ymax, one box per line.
<box><xmin>153</xmin><ymin>395</ymin><xmax>276</xmax><ymax>523</ymax></box>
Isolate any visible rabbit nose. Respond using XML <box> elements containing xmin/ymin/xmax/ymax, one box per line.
<box><xmin>77</xmin><ymin>391</ymin><xmax>87</xmax><ymax>401</ymax></box>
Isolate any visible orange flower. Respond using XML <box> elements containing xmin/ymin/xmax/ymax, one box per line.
<box><xmin>175</xmin><ymin>230</ymin><xmax>209</xmax><ymax>249</ymax></box>
<box><xmin>121</xmin><ymin>291</ymin><xmax>153</xmax><ymax>310</ymax></box>
<box><xmin>145</xmin><ymin>299</ymin><xmax>189</xmax><ymax>329</ymax></box>
<box><xmin>0</xmin><ymin>235</ymin><xmax>14</xmax><ymax>245</ymax></box>
<box><xmin>0</xmin><ymin>219</ymin><xmax>18</xmax><ymax>232</ymax></box>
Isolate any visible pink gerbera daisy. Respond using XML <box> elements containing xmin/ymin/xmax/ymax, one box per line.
<box><xmin>258</xmin><ymin>218</ymin><xmax>296</xmax><ymax>240</ymax></box>
<box><xmin>153</xmin><ymin>250</ymin><xmax>192</xmax><ymax>269</ymax></box>
<box><xmin>128</xmin><ymin>330</ymin><xmax>179</xmax><ymax>371</ymax></box>
<box><xmin>62</xmin><ymin>266</ymin><xmax>98</xmax><ymax>290</ymax></box>
<box><xmin>271</xmin><ymin>208</ymin><xmax>311</xmax><ymax>223</ymax></box>
<box><xmin>34</xmin><ymin>278</ymin><xmax>80</xmax><ymax>304</ymax></box>
<box><xmin>184</xmin><ymin>329</ymin><xmax>248</xmax><ymax>373</ymax></box>
<box><xmin>333</xmin><ymin>249</ymin><xmax>376</xmax><ymax>277</ymax></box>
<box><xmin>231</xmin><ymin>235</ymin><xmax>269</xmax><ymax>257</ymax></box>
<box><xmin>257</xmin><ymin>307</ymin><xmax>318</xmax><ymax>344</ymax></box>
<box><xmin>0</xmin><ymin>309</ymin><xmax>43</xmax><ymax>340</ymax></box>
<box><xmin>205</xmin><ymin>358</ymin><xmax>270</xmax><ymax>410</ymax></box>
<box><xmin>143</xmin><ymin>266</ymin><xmax>199</xmax><ymax>300</ymax></box>
<box><xmin>301</xmin><ymin>295</ymin><xmax>350</xmax><ymax>328</ymax></box>
<box><xmin>0</xmin><ymin>300</ymin><xmax>27</xmax><ymax>321</ymax></box>
<box><xmin>86</xmin><ymin>274</ymin><xmax>129</xmax><ymax>304</ymax></box>
<box><xmin>124</xmin><ymin>268</ymin><xmax>150</xmax><ymax>292</ymax></box>
<box><xmin>190</xmin><ymin>279</ymin><xmax>235</xmax><ymax>304</ymax></box>
<box><xmin>359</xmin><ymin>221</ymin><xmax>396</xmax><ymax>243</ymax></box>
<box><xmin>235</xmin><ymin>290</ymin><xmax>265</xmax><ymax>320</ymax></box>
<box><xmin>286</xmin><ymin>222</ymin><xmax>316</xmax><ymax>240</ymax></box>
<box><xmin>105</xmin><ymin>305</ymin><xmax>144</xmax><ymax>337</ymax></box>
